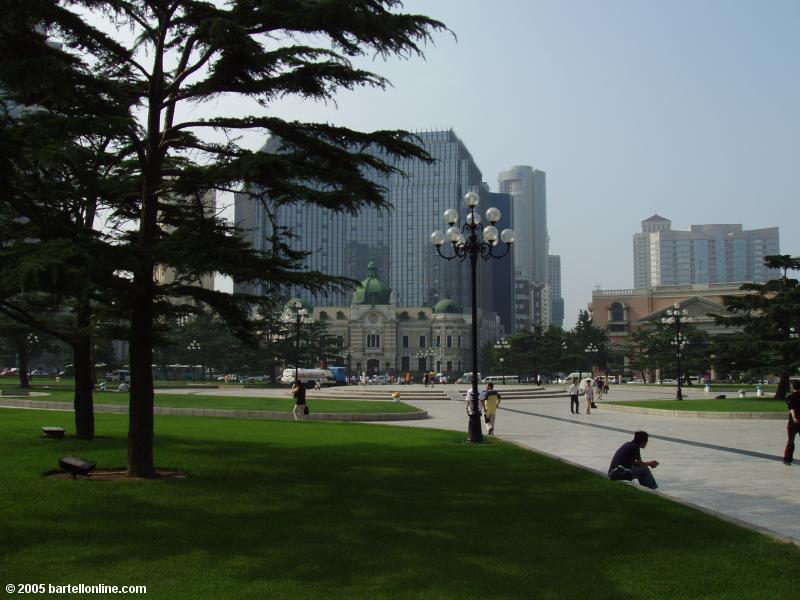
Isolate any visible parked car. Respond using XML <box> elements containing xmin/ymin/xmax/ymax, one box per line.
<box><xmin>0</xmin><ymin>368</ymin><xmax>18</xmax><ymax>377</ymax></box>
<box><xmin>626</xmin><ymin>378</ymin><xmax>644</xmax><ymax>384</ymax></box>
<box><xmin>29</xmin><ymin>369</ymin><xmax>49</xmax><ymax>376</ymax></box>
<box><xmin>370</xmin><ymin>375</ymin><xmax>390</xmax><ymax>385</ymax></box>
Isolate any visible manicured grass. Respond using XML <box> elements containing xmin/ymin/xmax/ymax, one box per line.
<box><xmin>611</xmin><ymin>397</ymin><xmax>787</xmax><ymax>412</ymax></box>
<box><xmin>2</xmin><ymin>408</ymin><xmax>799</xmax><ymax>599</ymax></box>
<box><xmin>1</xmin><ymin>388</ymin><xmax>417</xmax><ymax>414</ymax></box>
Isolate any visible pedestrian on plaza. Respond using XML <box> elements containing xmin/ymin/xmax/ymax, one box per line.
<box><xmin>291</xmin><ymin>379</ymin><xmax>307</xmax><ymax>420</ymax></box>
<box><xmin>422</xmin><ymin>372</ymin><xmax>429</xmax><ymax>388</ymax></box>
<box><xmin>480</xmin><ymin>382</ymin><xmax>502</xmax><ymax>435</ymax></box>
<box><xmin>608</xmin><ymin>430</ymin><xmax>660</xmax><ymax>489</ymax></box>
<box><xmin>405</xmin><ymin>371</ymin><xmax>411</xmax><ymax>384</ymax></box>
<box><xmin>584</xmin><ymin>378</ymin><xmax>594</xmax><ymax>414</ymax></box>
<box><xmin>783</xmin><ymin>380</ymin><xmax>800</xmax><ymax>465</ymax></box>
<box><xmin>568</xmin><ymin>378</ymin><xmax>580</xmax><ymax>414</ymax></box>
<box><xmin>603</xmin><ymin>376</ymin><xmax>610</xmax><ymax>394</ymax></box>
<box><xmin>594</xmin><ymin>376</ymin><xmax>604</xmax><ymax>402</ymax></box>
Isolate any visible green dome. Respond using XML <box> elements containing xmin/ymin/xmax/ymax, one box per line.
<box><xmin>354</xmin><ymin>262</ymin><xmax>392</xmax><ymax>305</ymax></box>
<box><xmin>285</xmin><ymin>297</ymin><xmax>313</xmax><ymax>312</ymax></box>
<box><xmin>433</xmin><ymin>298</ymin><xmax>463</xmax><ymax>314</ymax></box>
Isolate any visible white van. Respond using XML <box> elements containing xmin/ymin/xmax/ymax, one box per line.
<box><xmin>456</xmin><ymin>372</ymin><xmax>482</xmax><ymax>384</ymax></box>
<box><xmin>560</xmin><ymin>372</ymin><xmax>587</xmax><ymax>384</ymax></box>
<box><xmin>280</xmin><ymin>368</ymin><xmax>335</xmax><ymax>387</ymax></box>
<box><xmin>482</xmin><ymin>375</ymin><xmax>519</xmax><ymax>384</ymax></box>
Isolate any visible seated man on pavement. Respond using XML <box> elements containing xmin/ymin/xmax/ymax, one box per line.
<box><xmin>608</xmin><ymin>430</ymin><xmax>660</xmax><ymax>490</ymax></box>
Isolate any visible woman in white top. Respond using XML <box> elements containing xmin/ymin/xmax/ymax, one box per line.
<box><xmin>584</xmin><ymin>378</ymin><xmax>594</xmax><ymax>414</ymax></box>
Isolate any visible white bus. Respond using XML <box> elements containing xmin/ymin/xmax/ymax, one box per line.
<box><xmin>280</xmin><ymin>368</ymin><xmax>335</xmax><ymax>388</ymax></box>
<box><xmin>482</xmin><ymin>375</ymin><xmax>519</xmax><ymax>384</ymax></box>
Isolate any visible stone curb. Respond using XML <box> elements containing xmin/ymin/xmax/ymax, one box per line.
<box><xmin>0</xmin><ymin>399</ymin><xmax>427</xmax><ymax>422</ymax></box>
<box><xmin>601</xmin><ymin>402</ymin><xmax>785</xmax><ymax>420</ymax></box>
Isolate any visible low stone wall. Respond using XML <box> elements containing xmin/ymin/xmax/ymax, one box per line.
<box><xmin>0</xmin><ymin>398</ymin><xmax>427</xmax><ymax>422</ymax></box>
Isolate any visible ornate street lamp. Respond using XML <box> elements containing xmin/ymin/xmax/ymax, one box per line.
<box><xmin>495</xmin><ymin>338</ymin><xmax>510</xmax><ymax>385</ymax></box>
<box><xmin>281</xmin><ymin>301</ymin><xmax>314</xmax><ymax>383</ymax></box>
<box><xmin>431</xmin><ymin>191</ymin><xmax>515</xmax><ymax>443</ymax></box>
<box><xmin>187</xmin><ymin>339</ymin><xmax>201</xmax><ymax>381</ymax></box>
<box><xmin>661</xmin><ymin>304</ymin><xmax>692</xmax><ymax>400</ymax></box>
<box><xmin>585</xmin><ymin>343</ymin><xmax>599</xmax><ymax>379</ymax></box>
<box><xmin>416</xmin><ymin>348</ymin><xmax>435</xmax><ymax>372</ymax></box>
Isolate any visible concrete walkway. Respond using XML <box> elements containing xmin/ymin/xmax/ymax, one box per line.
<box><xmin>376</xmin><ymin>384</ymin><xmax>800</xmax><ymax>545</ymax></box>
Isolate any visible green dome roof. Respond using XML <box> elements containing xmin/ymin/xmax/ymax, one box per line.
<box><xmin>285</xmin><ymin>297</ymin><xmax>313</xmax><ymax>312</ymax></box>
<box><xmin>354</xmin><ymin>262</ymin><xmax>392</xmax><ymax>305</ymax></box>
<box><xmin>433</xmin><ymin>298</ymin><xmax>463</xmax><ymax>314</ymax></box>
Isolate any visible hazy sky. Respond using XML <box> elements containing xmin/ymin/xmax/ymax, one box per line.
<box><xmin>229</xmin><ymin>0</ymin><xmax>798</xmax><ymax>326</ymax></box>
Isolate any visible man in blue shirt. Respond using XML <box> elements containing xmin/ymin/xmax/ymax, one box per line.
<box><xmin>608</xmin><ymin>430</ymin><xmax>660</xmax><ymax>489</ymax></box>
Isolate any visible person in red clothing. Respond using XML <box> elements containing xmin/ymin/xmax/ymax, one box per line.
<box><xmin>783</xmin><ymin>380</ymin><xmax>800</xmax><ymax>465</ymax></box>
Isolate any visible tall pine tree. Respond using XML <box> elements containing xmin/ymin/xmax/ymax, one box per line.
<box><xmin>1</xmin><ymin>1</ymin><xmax>445</xmax><ymax>476</ymax></box>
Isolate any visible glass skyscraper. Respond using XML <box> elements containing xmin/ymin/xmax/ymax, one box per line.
<box><xmin>234</xmin><ymin>130</ymin><xmax>499</xmax><ymax>316</ymax></box>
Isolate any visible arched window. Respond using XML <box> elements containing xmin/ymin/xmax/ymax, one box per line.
<box><xmin>609</xmin><ymin>302</ymin><xmax>625</xmax><ymax>322</ymax></box>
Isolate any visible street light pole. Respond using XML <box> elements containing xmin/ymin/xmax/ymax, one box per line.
<box><xmin>281</xmin><ymin>301</ymin><xmax>314</xmax><ymax>383</ymax></box>
<box><xmin>431</xmin><ymin>192</ymin><xmax>516</xmax><ymax>443</ymax></box>
<box><xmin>187</xmin><ymin>339</ymin><xmax>201</xmax><ymax>382</ymax></box>
<box><xmin>495</xmin><ymin>338</ymin><xmax>510</xmax><ymax>385</ymax></box>
<box><xmin>662</xmin><ymin>304</ymin><xmax>692</xmax><ymax>400</ymax></box>
<box><xmin>585</xmin><ymin>343</ymin><xmax>598</xmax><ymax>381</ymax></box>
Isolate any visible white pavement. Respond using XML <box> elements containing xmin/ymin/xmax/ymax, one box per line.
<box><xmin>374</xmin><ymin>384</ymin><xmax>800</xmax><ymax>545</ymax></box>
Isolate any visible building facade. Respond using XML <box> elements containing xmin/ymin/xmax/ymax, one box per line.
<box><xmin>590</xmin><ymin>282</ymin><xmax>754</xmax><ymax>347</ymax></box>
<box><xmin>497</xmin><ymin>165</ymin><xmax>550</xmax><ymax>332</ymax></box>
<box><xmin>633</xmin><ymin>215</ymin><xmax>780</xmax><ymax>288</ymax></box>
<box><xmin>302</xmin><ymin>263</ymin><xmax>501</xmax><ymax>378</ymax></box>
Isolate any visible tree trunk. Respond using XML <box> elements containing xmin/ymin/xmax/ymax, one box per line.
<box><xmin>18</xmin><ymin>336</ymin><xmax>30</xmax><ymax>388</ymax></box>
<box><xmin>775</xmin><ymin>372</ymin><xmax>790</xmax><ymax>400</ymax></box>
<box><xmin>128</xmin><ymin>294</ymin><xmax>156</xmax><ymax>477</ymax></box>
<box><xmin>73</xmin><ymin>334</ymin><xmax>95</xmax><ymax>439</ymax></box>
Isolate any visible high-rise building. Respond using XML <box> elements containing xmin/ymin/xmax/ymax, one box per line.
<box><xmin>547</xmin><ymin>254</ymin><xmax>564</xmax><ymax>327</ymax></box>
<box><xmin>234</xmin><ymin>129</ymin><xmax>500</xmax><ymax>320</ymax></box>
<box><xmin>632</xmin><ymin>215</ymin><xmax>780</xmax><ymax>287</ymax></box>
<box><xmin>498</xmin><ymin>166</ymin><xmax>548</xmax><ymax>332</ymax></box>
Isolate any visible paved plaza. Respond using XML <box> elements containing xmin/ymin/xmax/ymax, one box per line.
<box><xmin>373</xmin><ymin>383</ymin><xmax>800</xmax><ymax>545</ymax></box>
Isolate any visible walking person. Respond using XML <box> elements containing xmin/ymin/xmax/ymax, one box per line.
<box><xmin>584</xmin><ymin>378</ymin><xmax>594</xmax><ymax>414</ymax></box>
<box><xmin>480</xmin><ymin>382</ymin><xmax>502</xmax><ymax>435</ymax></box>
<box><xmin>291</xmin><ymin>379</ymin><xmax>307</xmax><ymax>420</ymax></box>
<box><xmin>594</xmin><ymin>376</ymin><xmax>604</xmax><ymax>402</ymax></box>
<box><xmin>784</xmin><ymin>380</ymin><xmax>800</xmax><ymax>465</ymax></box>
<box><xmin>608</xmin><ymin>430</ymin><xmax>660</xmax><ymax>489</ymax></box>
<box><xmin>568</xmin><ymin>378</ymin><xmax>580</xmax><ymax>414</ymax></box>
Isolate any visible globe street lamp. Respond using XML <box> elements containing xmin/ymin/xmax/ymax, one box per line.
<box><xmin>661</xmin><ymin>304</ymin><xmax>692</xmax><ymax>400</ymax></box>
<box><xmin>416</xmin><ymin>348</ymin><xmax>435</xmax><ymax>372</ymax></box>
<box><xmin>281</xmin><ymin>301</ymin><xmax>314</xmax><ymax>383</ymax></box>
<box><xmin>431</xmin><ymin>192</ymin><xmax>515</xmax><ymax>443</ymax></box>
<box><xmin>187</xmin><ymin>339</ymin><xmax>201</xmax><ymax>382</ymax></box>
<box><xmin>495</xmin><ymin>338</ymin><xmax>510</xmax><ymax>385</ymax></box>
<box><xmin>585</xmin><ymin>343</ymin><xmax>599</xmax><ymax>380</ymax></box>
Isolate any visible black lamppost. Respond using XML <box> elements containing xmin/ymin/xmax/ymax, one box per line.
<box><xmin>585</xmin><ymin>343</ymin><xmax>598</xmax><ymax>380</ymax></box>
<box><xmin>187</xmin><ymin>339</ymin><xmax>201</xmax><ymax>381</ymax></box>
<box><xmin>416</xmin><ymin>348</ymin><xmax>434</xmax><ymax>373</ymax></box>
<box><xmin>495</xmin><ymin>338</ymin><xmax>510</xmax><ymax>385</ymax></box>
<box><xmin>281</xmin><ymin>300</ymin><xmax>314</xmax><ymax>382</ymax></box>
<box><xmin>662</xmin><ymin>304</ymin><xmax>692</xmax><ymax>400</ymax></box>
<box><xmin>345</xmin><ymin>348</ymin><xmax>352</xmax><ymax>384</ymax></box>
<box><xmin>431</xmin><ymin>192</ymin><xmax>515</xmax><ymax>443</ymax></box>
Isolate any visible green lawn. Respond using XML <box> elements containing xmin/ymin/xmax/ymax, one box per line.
<box><xmin>1</xmin><ymin>388</ymin><xmax>417</xmax><ymax>414</ymax></box>
<box><xmin>1</xmin><ymin>409</ymin><xmax>799</xmax><ymax>599</ymax></box>
<box><xmin>611</xmin><ymin>397</ymin><xmax>788</xmax><ymax>412</ymax></box>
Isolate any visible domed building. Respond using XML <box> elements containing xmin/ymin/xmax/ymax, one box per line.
<box><xmin>302</xmin><ymin>264</ymin><xmax>500</xmax><ymax>379</ymax></box>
